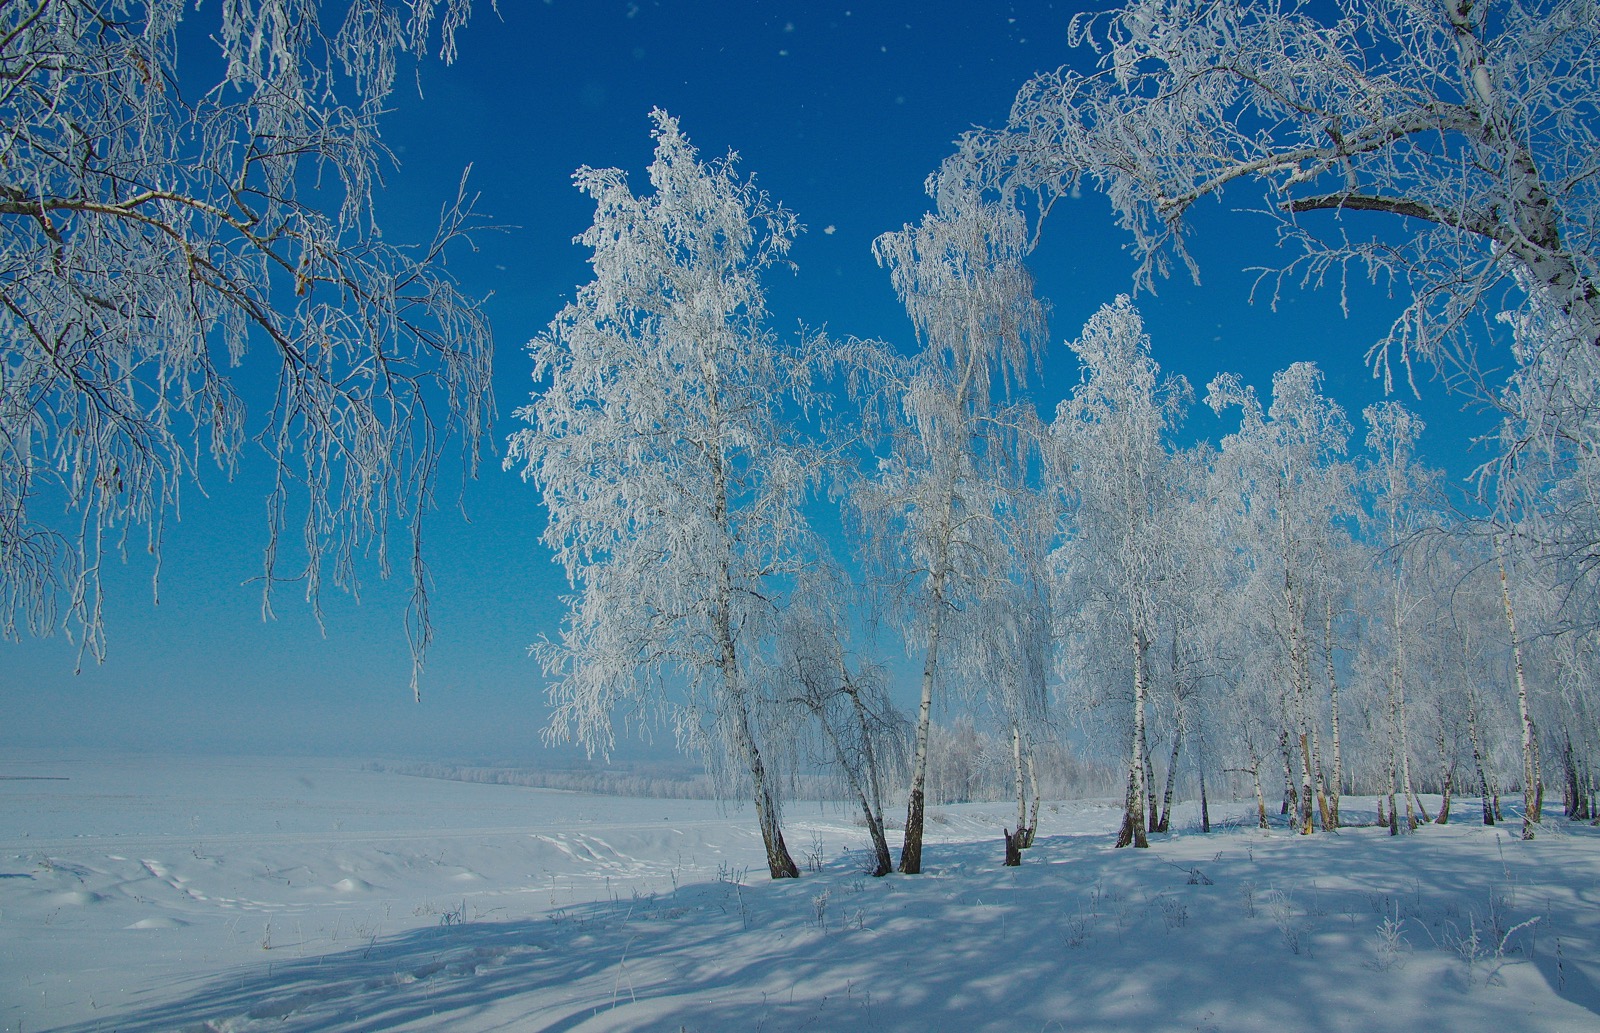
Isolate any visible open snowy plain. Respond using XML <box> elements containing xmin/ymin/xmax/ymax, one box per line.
<box><xmin>3</xmin><ymin>752</ymin><xmax>1598</xmax><ymax>1033</ymax></box>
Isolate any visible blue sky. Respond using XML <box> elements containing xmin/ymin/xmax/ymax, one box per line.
<box><xmin>1</xmin><ymin>1</ymin><xmax>1492</xmax><ymax>762</ymax></box>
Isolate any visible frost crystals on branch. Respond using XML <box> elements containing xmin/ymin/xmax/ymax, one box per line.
<box><xmin>970</xmin><ymin>0</ymin><xmax>1600</xmax><ymax>390</ymax></box>
<box><xmin>508</xmin><ymin>111</ymin><xmax>816</xmax><ymax>879</ymax></box>
<box><xmin>0</xmin><ymin>0</ymin><xmax>494</xmax><ymax>695</ymax></box>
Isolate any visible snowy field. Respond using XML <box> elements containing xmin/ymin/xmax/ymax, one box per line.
<box><xmin>3</xmin><ymin>753</ymin><xmax>1598</xmax><ymax>1033</ymax></box>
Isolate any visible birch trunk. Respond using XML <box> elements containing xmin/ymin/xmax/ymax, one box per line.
<box><xmin>728</xmin><ymin>691</ymin><xmax>797</xmax><ymax>878</ymax></box>
<box><xmin>1159</xmin><ymin>725</ymin><xmax>1182</xmax><ymax>834</ymax></box>
<box><xmin>709</xmin><ymin>407</ymin><xmax>798</xmax><ymax>879</ymax></box>
<box><xmin>719</xmin><ymin>612</ymin><xmax>798</xmax><ymax>879</ymax></box>
<box><xmin>1145</xmin><ymin>744</ymin><xmax>1161</xmax><ymax>833</ymax></box>
<box><xmin>898</xmin><ymin>581</ymin><xmax>945</xmax><ymax>874</ymax></box>
<box><xmin>1288</xmin><ymin>580</ymin><xmax>1316</xmax><ymax>835</ymax></box>
<box><xmin>1497</xmin><ymin>538</ymin><xmax>1541</xmax><ymax>840</ymax></box>
<box><xmin>1580</xmin><ymin>735</ymin><xmax>1593</xmax><ymax>825</ymax></box>
<box><xmin>1309</xmin><ymin>722</ymin><xmax>1332</xmax><ymax>831</ymax></box>
<box><xmin>1392</xmin><ymin>588</ymin><xmax>1418</xmax><ymax>832</ymax></box>
<box><xmin>1580</xmin><ymin>751</ymin><xmax>1593</xmax><ymax>825</ymax></box>
<box><xmin>1413</xmin><ymin>785</ymin><xmax>1433</xmax><ymax>823</ymax></box>
<box><xmin>1026</xmin><ymin>747</ymin><xmax>1042</xmax><ymax>848</ymax></box>
<box><xmin>832</xmin><ymin>729</ymin><xmax>892</xmax><ymax>875</ymax></box>
<box><xmin>1324</xmin><ymin>598</ymin><xmax>1343</xmax><ymax>827</ymax></box>
<box><xmin>1563</xmin><ymin>736</ymin><xmax>1580</xmax><ymax>818</ymax></box>
<box><xmin>1115</xmin><ymin>625</ymin><xmax>1151</xmax><ymax>848</ymax></box>
<box><xmin>1299</xmin><ymin>732</ymin><xmax>1317</xmax><ymax>834</ymax></box>
<box><xmin>1251</xmin><ymin>755</ymin><xmax>1269</xmax><ymax>830</ymax></box>
<box><xmin>1385</xmin><ymin>717</ymin><xmax>1400</xmax><ymax>837</ymax></box>
<box><xmin>1279</xmin><ymin>727</ymin><xmax>1299</xmax><ymax>819</ymax></box>
<box><xmin>812</xmin><ymin>683</ymin><xmax>892</xmax><ymax>876</ymax></box>
<box><xmin>1467</xmin><ymin>686</ymin><xmax>1495</xmax><ymax>826</ymax></box>
<box><xmin>1012</xmin><ymin>723</ymin><xmax>1029</xmax><ymax>842</ymax></box>
<box><xmin>853</xmin><ymin>684</ymin><xmax>893</xmax><ymax>871</ymax></box>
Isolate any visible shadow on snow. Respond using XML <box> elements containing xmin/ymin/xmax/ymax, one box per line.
<box><xmin>44</xmin><ymin>810</ymin><xmax>1600</xmax><ymax>1033</ymax></box>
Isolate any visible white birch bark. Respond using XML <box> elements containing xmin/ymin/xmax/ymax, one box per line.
<box><xmin>1118</xmin><ymin>625</ymin><xmax>1151</xmax><ymax>849</ymax></box>
<box><xmin>1497</xmin><ymin>536</ymin><xmax>1543</xmax><ymax>840</ymax></box>
<box><xmin>1325</xmin><ymin>597</ymin><xmax>1344</xmax><ymax>827</ymax></box>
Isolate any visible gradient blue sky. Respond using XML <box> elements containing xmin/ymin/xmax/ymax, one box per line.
<box><xmin>1</xmin><ymin>1</ymin><xmax>1492</xmax><ymax>762</ymax></box>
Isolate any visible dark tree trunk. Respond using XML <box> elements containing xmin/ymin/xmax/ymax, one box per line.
<box><xmin>1158</xmin><ymin>726</ymin><xmax>1182</xmax><ymax>834</ymax></box>
<box><xmin>1563</xmin><ymin>736</ymin><xmax>1582</xmax><ymax>820</ymax></box>
<box><xmin>1145</xmin><ymin>747</ymin><xmax>1161</xmax><ymax>833</ymax></box>
<box><xmin>1299</xmin><ymin>731</ymin><xmax>1316</xmax><ymax>835</ymax></box>
<box><xmin>1003</xmin><ymin>827</ymin><xmax>1023</xmax><ymax>867</ymax></box>
<box><xmin>864</xmin><ymin>813</ymin><xmax>893</xmax><ymax>876</ymax></box>
<box><xmin>900</xmin><ymin>785</ymin><xmax>926</xmax><ymax>874</ymax></box>
<box><xmin>1585</xmin><ymin>753</ymin><xmax>1597</xmax><ymax>822</ymax></box>
<box><xmin>1115</xmin><ymin>764</ymin><xmax>1148</xmax><ymax>848</ymax></box>
<box><xmin>1386</xmin><ymin>739</ymin><xmax>1400</xmax><ymax>836</ymax></box>
<box><xmin>1279</xmin><ymin>728</ymin><xmax>1299</xmax><ymax>818</ymax></box>
<box><xmin>1467</xmin><ymin>688</ymin><xmax>1494</xmax><ymax>826</ymax></box>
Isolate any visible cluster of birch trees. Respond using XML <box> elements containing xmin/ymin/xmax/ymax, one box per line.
<box><xmin>510</xmin><ymin>123</ymin><xmax>1596</xmax><ymax>879</ymax></box>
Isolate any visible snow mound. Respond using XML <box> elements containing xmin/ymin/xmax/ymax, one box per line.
<box><xmin>49</xmin><ymin>889</ymin><xmax>103</xmax><ymax>906</ymax></box>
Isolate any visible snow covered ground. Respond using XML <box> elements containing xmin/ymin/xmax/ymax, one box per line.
<box><xmin>3</xmin><ymin>752</ymin><xmax>1598</xmax><ymax>1033</ymax></box>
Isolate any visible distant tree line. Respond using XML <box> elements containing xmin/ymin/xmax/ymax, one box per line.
<box><xmin>367</xmin><ymin>726</ymin><xmax>1118</xmax><ymax>806</ymax></box>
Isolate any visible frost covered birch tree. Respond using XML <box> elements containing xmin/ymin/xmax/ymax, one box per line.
<box><xmin>856</xmin><ymin>185</ymin><xmax>1044</xmax><ymax>874</ymax></box>
<box><xmin>1207</xmin><ymin>363</ymin><xmax>1356</xmax><ymax>833</ymax></box>
<box><xmin>942</xmin><ymin>490</ymin><xmax>1055</xmax><ymax>856</ymax></box>
<box><xmin>990</xmin><ymin>484</ymin><xmax>1057</xmax><ymax>851</ymax></box>
<box><xmin>508</xmin><ymin>111</ymin><xmax>811</xmax><ymax>879</ymax></box>
<box><xmin>1050</xmin><ymin>296</ymin><xmax>1190</xmax><ymax>849</ymax></box>
<box><xmin>1493</xmin><ymin>282</ymin><xmax>1600</xmax><ymax>630</ymax></box>
<box><xmin>968</xmin><ymin>0</ymin><xmax>1600</xmax><ymax>390</ymax></box>
<box><xmin>1492</xmin><ymin>526</ymin><xmax>1547</xmax><ymax>838</ymax></box>
<box><xmin>1146</xmin><ymin>444</ymin><xmax>1229</xmax><ymax>834</ymax></box>
<box><xmin>774</xmin><ymin>570</ymin><xmax>904</xmax><ymax>877</ymax></box>
<box><xmin>1</xmin><ymin>0</ymin><xmax>493</xmax><ymax>691</ymax></box>
<box><xmin>1364</xmin><ymin>401</ymin><xmax>1440</xmax><ymax>832</ymax></box>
